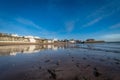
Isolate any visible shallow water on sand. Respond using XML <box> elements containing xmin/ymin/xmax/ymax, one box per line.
<box><xmin>0</xmin><ymin>43</ymin><xmax>120</xmax><ymax>80</ymax></box>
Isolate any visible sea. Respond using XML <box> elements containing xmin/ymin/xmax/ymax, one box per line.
<box><xmin>76</xmin><ymin>42</ymin><xmax>120</xmax><ymax>53</ymax></box>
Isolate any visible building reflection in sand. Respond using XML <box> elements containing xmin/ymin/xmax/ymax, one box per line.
<box><xmin>0</xmin><ymin>44</ymin><xmax>67</xmax><ymax>56</ymax></box>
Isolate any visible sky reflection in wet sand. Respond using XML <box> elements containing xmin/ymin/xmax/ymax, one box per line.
<box><xmin>0</xmin><ymin>44</ymin><xmax>120</xmax><ymax>80</ymax></box>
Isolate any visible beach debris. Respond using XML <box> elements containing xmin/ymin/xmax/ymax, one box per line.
<box><xmin>39</xmin><ymin>66</ymin><xmax>41</xmax><ymax>69</ymax></box>
<box><xmin>84</xmin><ymin>64</ymin><xmax>90</xmax><ymax>69</ymax></box>
<box><xmin>86</xmin><ymin>64</ymin><xmax>90</xmax><ymax>67</ymax></box>
<box><xmin>56</xmin><ymin>62</ymin><xmax>59</xmax><ymax>65</ymax></box>
<box><xmin>115</xmin><ymin>62</ymin><xmax>120</xmax><ymax>64</ymax></box>
<box><xmin>106</xmin><ymin>78</ymin><xmax>113</xmax><ymax>80</ymax></box>
<box><xmin>83</xmin><ymin>57</ymin><xmax>87</xmax><ymax>60</ymax></box>
<box><xmin>99</xmin><ymin>59</ymin><xmax>105</xmax><ymax>62</ymax></box>
<box><xmin>92</xmin><ymin>57</ymin><xmax>95</xmax><ymax>60</ymax></box>
<box><xmin>76</xmin><ymin>63</ymin><xmax>79</xmax><ymax>68</ymax></box>
<box><xmin>74</xmin><ymin>76</ymin><xmax>79</xmax><ymax>80</ymax></box>
<box><xmin>45</xmin><ymin>59</ymin><xmax>51</xmax><ymax>63</ymax></box>
<box><xmin>113</xmin><ymin>58</ymin><xmax>120</xmax><ymax>62</ymax></box>
<box><xmin>82</xmin><ymin>76</ymin><xmax>88</xmax><ymax>80</ymax></box>
<box><xmin>71</xmin><ymin>56</ymin><xmax>74</xmax><ymax>62</ymax></box>
<box><xmin>55</xmin><ymin>69</ymin><xmax>63</xmax><ymax>72</ymax></box>
<box><xmin>47</xmin><ymin>69</ymin><xmax>56</xmax><ymax>79</ymax></box>
<box><xmin>72</xmin><ymin>59</ymin><xmax>74</xmax><ymax>62</ymax></box>
<box><xmin>56</xmin><ymin>60</ymin><xmax>61</xmax><ymax>65</ymax></box>
<box><xmin>93</xmin><ymin>68</ymin><xmax>101</xmax><ymax>77</ymax></box>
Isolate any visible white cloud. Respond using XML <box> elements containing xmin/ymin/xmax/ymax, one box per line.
<box><xmin>65</xmin><ymin>21</ymin><xmax>75</xmax><ymax>32</ymax></box>
<box><xmin>15</xmin><ymin>17</ymin><xmax>58</xmax><ymax>37</ymax></box>
<box><xmin>82</xmin><ymin>17</ymin><xmax>102</xmax><ymax>27</ymax></box>
<box><xmin>0</xmin><ymin>17</ymin><xmax>58</xmax><ymax>38</ymax></box>
<box><xmin>100</xmin><ymin>34</ymin><xmax>120</xmax><ymax>42</ymax></box>
<box><xmin>82</xmin><ymin>0</ymin><xmax>120</xmax><ymax>27</ymax></box>
<box><xmin>15</xmin><ymin>17</ymin><xmax>42</xmax><ymax>30</ymax></box>
<box><xmin>87</xmin><ymin>0</ymin><xmax>120</xmax><ymax>18</ymax></box>
<box><xmin>110</xmin><ymin>23</ymin><xmax>120</xmax><ymax>29</ymax></box>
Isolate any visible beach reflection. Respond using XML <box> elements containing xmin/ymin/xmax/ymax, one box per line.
<box><xmin>0</xmin><ymin>44</ymin><xmax>67</xmax><ymax>56</ymax></box>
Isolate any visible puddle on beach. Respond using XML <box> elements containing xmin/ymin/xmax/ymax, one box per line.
<box><xmin>0</xmin><ymin>44</ymin><xmax>120</xmax><ymax>80</ymax></box>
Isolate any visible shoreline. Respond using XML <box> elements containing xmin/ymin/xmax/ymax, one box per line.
<box><xmin>0</xmin><ymin>42</ymin><xmax>67</xmax><ymax>46</ymax></box>
<box><xmin>0</xmin><ymin>41</ymin><xmax>106</xmax><ymax>46</ymax></box>
<box><xmin>0</xmin><ymin>44</ymin><xmax>120</xmax><ymax>80</ymax></box>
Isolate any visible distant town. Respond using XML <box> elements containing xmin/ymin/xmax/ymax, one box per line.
<box><xmin>0</xmin><ymin>32</ymin><xmax>105</xmax><ymax>45</ymax></box>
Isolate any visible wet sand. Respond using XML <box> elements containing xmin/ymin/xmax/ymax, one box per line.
<box><xmin>0</xmin><ymin>44</ymin><xmax>120</xmax><ymax>80</ymax></box>
<box><xmin>0</xmin><ymin>42</ymin><xmax>66</xmax><ymax>46</ymax></box>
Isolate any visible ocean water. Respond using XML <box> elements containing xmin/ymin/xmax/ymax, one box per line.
<box><xmin>77</xmin><ymin>42</ymin><xmax>120</xmax><ymax>53</ymax></box>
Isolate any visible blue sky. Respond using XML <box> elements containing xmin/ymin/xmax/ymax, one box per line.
<box><xmin>0</xmin><ymin>0</ymin><xmax>120</xmax><ymax>41</ymax></box>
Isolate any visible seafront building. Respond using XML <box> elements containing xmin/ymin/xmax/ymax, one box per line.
<box><xmin>85</xmin><ymin>39</ymin><xmax>105</xmax><ymax>43</ymax></box>
<box><xmin>0</xmin><ymin>33</ymin><xmax>56</xmax><ymax>44</ymax></box>
<box><xmin>0</xmin><ymin>33</ymin><xmax>105</xmax><ymax>45</ymax></box>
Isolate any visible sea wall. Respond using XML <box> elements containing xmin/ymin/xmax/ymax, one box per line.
<box><xmin>0</xmin><ymin>36</ymin><xmax>29</xmax><ymax>42</ymax></box>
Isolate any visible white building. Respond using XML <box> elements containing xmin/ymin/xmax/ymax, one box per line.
<box><xmin>34</xmin><ymin>36</ymin><xmax>40</xmax><ymax>39</ymax></box>
<box><xmin>53</xmin><ymin>38</ymin><xmax>58</xmax><ymax>41</ymax></box>
<box><xmin>69</xmin><ymin>40</ymin><xmax>76</xmax><ymax>43</ymax></box>
<box><xmin>29</xmin><ymin>38</ymin><xmax>36</xmax><ymax>43</ymax></box>
<box><xmin>24</xmin><ymin>36</ymin><xmax>36</xmax><ymax>43</ymax></box>
<box><xmin>48</xmin><ymin>39</ymin><xmax>54</xmax><ymax>43</ymax></box>
<box><xmin>11</xmin><ymin>34</ymin><xmax>19</xmax><ymax>37</ymax></box>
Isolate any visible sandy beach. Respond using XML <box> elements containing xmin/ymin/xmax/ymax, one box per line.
<box><xmin>0</xmin><ymin>0</ymin><xmax>120</xmax><ymax>80</ymax></box>
<box><xmin>0</xmin><ymin>42</ymin><xmax>67</xmax><ymax>46</ymax></box>
<box><xmin>0</xmin><ymin>43</ymin><xmax>120</xmax><ymax>80</ymax></box>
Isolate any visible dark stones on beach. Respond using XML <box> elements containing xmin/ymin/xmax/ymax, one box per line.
<box><xmin>39</xmin><ymin>66</ymin><xmax>41</xmax><ymax>69</ymax></box>
<box><xmin>115</xmin><ymin>62</ymin><xmax>120</xmax><ymax>64</ymax></box>
<box><xmin>56</xmin><ymin>62</ymin><xmax>59</xmax><ymax>65</ymax></box>
<box><xmin>76</xmin><ymin>63</ymin><xmax>79</xmax><ymax>68</ymax></box>
<box><xmin>82</xmin><ymin>76</ymin><xmax>88</xmax><ymax>80</ymax></box>
<box><xmin>87</xmin><ymin>64</ymin><xmax>90</xmax><ymax>67</ymax></box>
<box><xmin>45</xmin><ymin>59</ymin><xmax>51</xmax><ymax>63</ymax></box>
<box><xmin>47</xmin><ymin>69</ymin><xmax>56</xmax><ymax>79</ymax></box>
<box><xmin>72</xmin><ymin>59</ymin><xmax>74</xmax><ymax>62</ymax></box>
<box><xmin>56</xmin><ymin>60</ymin><xmax>61</xmax><ymax>66</ymax></box>
<box><xmin>113</xmin><ymin>58</ymin><xmax>120</xmax><ymax>65</ymax></box>
<box><xmin>56</xmin><ymin>61</ymin><xmax>60</xmax><ymax>66</ymax></box>
<box><xmin>113</xmin><ymin>58</ymin><xmax>120</xmax><ymax>62</ymax></box>
<box><xmin>83</xmin><ymin>57</ymin><xmax>87</xmax><ymax>60</ymax></box>
<box><xmin>71</xmin><ymin>57</ymin><xmax>74</xmax><ymax>62</ymax></box>
<box><xmin>74</xmin><ymin>76</ymin><xmax>79</xmax><ymax>80</ymax></box>
<box><xmin>93</xmin><ymin>68</ymin><xmax>101</xmax><ymax>77</ymax></box>
<box><xmin>99</xmin><ymin>59</ymin><xmax>105</xmax><ymax>62</ymax></box>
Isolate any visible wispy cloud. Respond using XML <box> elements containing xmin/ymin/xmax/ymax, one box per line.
<box><xmin>110</xmin><ymin>23</ymin><xmax>120</xmax><ymax>29</ymax></box>
<box><xmin>82</xmin><ymin>17</ymin><xmax>102</xmax><ymax>27</ymax></box>
<box><xmin>100</xmin><ymin>34</ymin><xmax>120</xmax><ymax>42</ymax></box>
<box><xmin>0</xmin><ymin>17</ymin><xmax>58</xmax><ymax>38</ymax></box>
<box><xmin>65</xmin><ymin>21</ymin><xmax>75</xmax><ymax>32</ymax></box>
<box><xmin>15</xmin><ymin>17</ymin><xmax>59</xmax><ymax>38</ymax></box>
<box><xmin>82</xmin><ymin>0</ymin><xmax>120</xmax><ymax>27</ymax></box>
<box><xmin>0</xmin><ymin>19</ymin><xmax>31</xmax><ymax>35</ymax></box>
<box><xmin>15</xmin><ymin>17</ymin><xmax>42</xmax><ymax>30</ymax></box>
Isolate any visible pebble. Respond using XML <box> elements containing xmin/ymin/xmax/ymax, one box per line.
<box><xmin>45</xmin><ymin>60</ymin><xmax>51</xmax><ymax>63</ymax></box>
<box><xmin>47</xmin><ymin>69</ymin><xmax>56</xmax><ymax>79</ymax></box>
<box><xmin>93</xmin><ymin>68</ymin><xmax>101</xmax><ymax>77</ymax></box>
